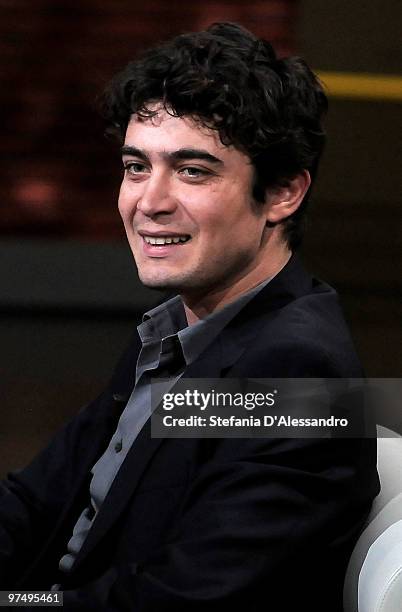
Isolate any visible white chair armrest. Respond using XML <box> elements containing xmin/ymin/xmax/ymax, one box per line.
<box><xmin>358</xmin><ymin>520</ymin><xmax>402</xmax><ymax>612</ymax></box>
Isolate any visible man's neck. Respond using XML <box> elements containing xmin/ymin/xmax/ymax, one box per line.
<box><xmin>183</xmin><ymin>246</ymin><xmax>292</xmax><ymax>325</ymax></box>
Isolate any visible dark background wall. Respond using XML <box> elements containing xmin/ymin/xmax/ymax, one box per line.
<box><xmin>1</xmin><ymin>0</ymin><xmax>401</xmax><ymax>476</ymax></box>
<box><xmin>299</xmin><ymin>0</ymin><xmax>401</xmax><ymax>377</ymax></box>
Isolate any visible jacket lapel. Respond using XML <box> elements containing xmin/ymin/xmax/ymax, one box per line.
<box><xmin>71</xmin><ymin>416</ymin><xmax>162</xmax><ymax>571</ymax></box>
<box><xmin>18</xmin><ymin>392</ymin><xmax>128</xmax><ymax>588</ymax></box>
<box><xmin>72</xmin><ymin>335</ymin><xmax>234</xmax><ymax>570</ymax></box>
<box><xmin>71</xmin><ymin>341</ymin><xmax>238</xmax><ymax>572</ymax></box>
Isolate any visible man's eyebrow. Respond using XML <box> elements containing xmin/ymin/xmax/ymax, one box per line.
<box><xmin>167</xmin><ymin>149</ymin><xmax>223</xmax><ymax>165</ymax></box>
<box><xmin>121</xmin><ymin>145</ymin><xmax>223</xmax><ymax>166</ymax></box>
<box><xmin>121</xmin><ymin>145</ymin><xmax>149</xmax><ymax>162</ymax></box>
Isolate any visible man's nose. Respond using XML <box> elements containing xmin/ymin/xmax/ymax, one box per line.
<box><xmin>136</xmin><ymin>173</ymin><xmax>178</xmax><ymax>217</ymax></box>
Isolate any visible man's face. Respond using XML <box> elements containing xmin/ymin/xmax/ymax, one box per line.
<box><xmin>119</xmin><ymin>107</ymin><xmax>271</xmax><ymax>300</ymax></box>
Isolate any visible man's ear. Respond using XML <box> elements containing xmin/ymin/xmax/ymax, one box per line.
<box><xmin>264</xmin><ymin>170</ymin><xmax>311</xmax><ymax>224</ymax></box>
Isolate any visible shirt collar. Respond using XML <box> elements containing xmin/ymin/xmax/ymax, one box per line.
<box><xmin>137</xmin><ymin>295</ymin><xmax>187</xmax><ymax>344</ymax></box>
<box><xmin>138</xmin><ymin>275</ymin><xmax>273</xmax><ymax>366</ymax></box>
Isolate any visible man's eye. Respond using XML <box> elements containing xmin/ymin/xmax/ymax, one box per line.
<box><xmin>124</xmin><ymin>162</ymin><xmax>147</xmax><ymax>174</ymax></box>
<box><xmin>180</xmin><ymin>167</ymin><xmax>209</xmax><ymax>179</ymax></box>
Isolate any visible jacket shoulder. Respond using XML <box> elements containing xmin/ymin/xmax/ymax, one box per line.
<box><xmin>231</xmin><ymin>277</ymin><xmax>363</xmax><ymax>378</ymax></box>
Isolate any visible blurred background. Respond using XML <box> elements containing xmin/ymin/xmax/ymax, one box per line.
<box><xmin>1</xmin><ymin>0</ymin><xmax>401</xmax><ymax>476</ymax></box>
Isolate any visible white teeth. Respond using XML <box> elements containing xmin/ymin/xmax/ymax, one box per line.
<box><xmin>144</xmin><ymin>235</ymin><xmax>189</xmax><ymax>245</ymax></box>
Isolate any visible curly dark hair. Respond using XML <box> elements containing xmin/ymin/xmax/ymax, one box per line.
<box><xmin>101</xmin><ymin>22</ymin><xmax>328</xmax><ymax>250</ymax></box>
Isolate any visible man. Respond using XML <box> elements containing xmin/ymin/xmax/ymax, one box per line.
<box><xmin>0</xmin><ymin>22</ymin><xmax>378</xmax><ymax>610</ymax></box>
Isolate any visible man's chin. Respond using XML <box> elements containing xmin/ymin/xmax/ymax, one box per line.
<box><xmin>138</xmin><ymin>272</ymin><xmax>185</xmax><ymax>292</ymax></box>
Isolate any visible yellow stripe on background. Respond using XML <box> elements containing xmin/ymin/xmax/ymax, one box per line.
<box><xmin>316</xmin><ymin>71</ymin><xmax>402</xmax><ymax>102</ymax></box>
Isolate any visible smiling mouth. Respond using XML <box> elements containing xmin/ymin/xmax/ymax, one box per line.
<box><xmin>143</xmin><ymin>235</ymin><xmax>191</xmax><ymax>245</ymax></box>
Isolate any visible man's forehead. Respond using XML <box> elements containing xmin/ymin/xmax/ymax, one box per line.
<box><xmin>124</xmin><ymin>108</ymin><xmax>244</xmax><ymax>162</ymax></box>
<box><xmin>127</xmin><ymin>108</ymin><xmax>214</xmax><ymax>136</ymax></box>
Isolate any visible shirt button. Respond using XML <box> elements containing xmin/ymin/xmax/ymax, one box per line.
<box><xmin>114</xmin><ymin>440</ymin><xmax>123</xmax><ymax>453</ymax></box>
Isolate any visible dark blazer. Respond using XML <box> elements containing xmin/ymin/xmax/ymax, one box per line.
<box><xmin>0</xmin><ymin>256</ymin><xmax>379</xmax><ymax>611</ymax></box>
